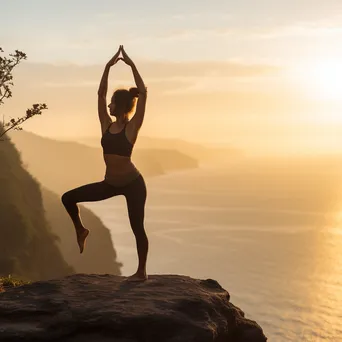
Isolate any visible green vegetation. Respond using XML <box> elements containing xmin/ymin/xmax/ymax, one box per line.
<box><xmin>0</xmin><ymin>275</ymin><xmax>30</xmax><ymax>292</ymax></box>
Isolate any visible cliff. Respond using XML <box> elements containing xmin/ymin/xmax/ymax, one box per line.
<box><xmin>0</xmin><ymin>273</ymin><xmax>267</xmax><ymax>341</ymax></box>
<box><xmin>0</xmin><ymin>129</ymin><xmax>73</xmax><ymax>281</ymax></box>
<box><xmin>41</xmin><ymin>186</ymin><xmax>123</xmax><ymax>275</ymax></box>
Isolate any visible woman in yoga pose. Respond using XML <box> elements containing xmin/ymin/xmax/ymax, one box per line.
<box><xmin>61</xmin><ymin>45</ymin><xmax>148</xmax><ymax>281</ymax></box>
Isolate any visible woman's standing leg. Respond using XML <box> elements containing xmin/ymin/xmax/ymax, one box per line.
<box><xmin>61</xmin><ymin>181</ymin><xmax>119</xmax><ymax>253</ymax></box>
<box><xmin>124</xmin><ymin>175</ymin><xmax>148</xmax><ymax>281</ymax></box>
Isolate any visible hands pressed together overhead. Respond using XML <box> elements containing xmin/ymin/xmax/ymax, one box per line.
<box><xmin>101</xmin><ymin>44</ymin><xmax>146</xmax><ymax>98</ymax></box>
<box><xmin>107</xmin><ymin>45</ymin><xmax>134</xmax><ymax>67</ymax></box>
<box><xmin>98</xmin><ymin>44</ymin><xmax>145</xmax><ymax>99</ymax></box>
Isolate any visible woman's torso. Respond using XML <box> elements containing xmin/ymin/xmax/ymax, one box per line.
<box><xmin>101</xmin><ymin>121</ymin><xmax>140</xmax><ymax>186</ymax></box>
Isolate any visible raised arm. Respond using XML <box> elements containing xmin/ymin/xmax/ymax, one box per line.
<box><xmin>121</xmin><ymin>46</ymin><xmax>147</xmax><ymax>130</ymax></box>
<box><xmin>97</xmin><ymin>45</ymin><xmax>122</xmax><ymax>134</ymax></box>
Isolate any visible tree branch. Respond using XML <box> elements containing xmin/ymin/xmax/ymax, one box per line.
<box><xmin>0</xmin><ymin>48</ymin><xmax>47</xmax><ymax>141</ymax></box>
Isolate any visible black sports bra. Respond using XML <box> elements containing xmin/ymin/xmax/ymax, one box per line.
<box><xmin>101</xmin><ymin>122</ymin><xmax>133</xmax><ymax>157</ymax></box>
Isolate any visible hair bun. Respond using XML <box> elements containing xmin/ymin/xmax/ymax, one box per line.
<box><xmin>129</xmin><ymin>87</ymin><xmax>139</xmax><ymax>98</ymax></box>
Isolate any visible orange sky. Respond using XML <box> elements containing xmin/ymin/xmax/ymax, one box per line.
<box><xmin>2</xmin><ymin>1</ymin><xmax>342</xmax><ymax>155</ymax></box>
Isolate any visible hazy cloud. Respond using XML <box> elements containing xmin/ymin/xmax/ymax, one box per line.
<box><xmin>250</xmin><ymin>23</ymin><xmax>342</xmax><ymax>39</ymax></box>
<box><xmin>16</xmin><ymin>60</ymin><xmax>281</xmax><ymax>84</ymax></box>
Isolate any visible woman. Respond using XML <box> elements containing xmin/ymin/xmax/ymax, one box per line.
<box><xmin>61</xmin><ymin>45</ymin><xmax>148</xmax><ymax>281</ymax></box>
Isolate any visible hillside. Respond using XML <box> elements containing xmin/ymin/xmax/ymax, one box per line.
<box><xmin>41</xmin><ymin>186</ymin><xmax>123</xmax><ymax>275</ymax></box>
<box><xmin>0</xmin><ymin>127</ymin><xmax>73</xmax><ymax>281</ymax></box>
<box><xmin>78</xmin><ymin>135</ymin><xmax>243</xmax><ymax>164</ymax></box>
<box><xmin>9</xmin><ymin>130</ymin><xmax>198</xmax><ymax>195</ymax></box>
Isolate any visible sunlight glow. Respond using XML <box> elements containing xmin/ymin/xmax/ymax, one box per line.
<box><xmin>291</xmin><ymin>59</ymin><xmax>342</xmax><ymax>101</ymax></box>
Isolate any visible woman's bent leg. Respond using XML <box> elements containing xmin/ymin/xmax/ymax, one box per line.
<box><xmin>124</xmin><ymin>175</ymin><xmax>148</xmax><ymax>281</ymax></box>
<box><xmin>61</xmin><ymin>181</ymin><xmax>119</xmax><ymax>253</ymax></box>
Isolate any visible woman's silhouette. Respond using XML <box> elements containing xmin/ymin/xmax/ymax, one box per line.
<box><xmin>61</xmin><ymin>45</ymin><xmax>148</xmax><ymax>281</ymax></box>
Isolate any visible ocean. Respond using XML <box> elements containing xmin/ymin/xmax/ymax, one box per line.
<box><xmin>84</xmin><ymin>159</ymin><xmax>342</xmax><ymax>341</ymax></box>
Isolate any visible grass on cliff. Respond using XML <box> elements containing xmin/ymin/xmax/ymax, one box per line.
<box><xmin>0</xmin><ymin>275</ymin><xmax>30</xmax><ymax>292</ymax></box>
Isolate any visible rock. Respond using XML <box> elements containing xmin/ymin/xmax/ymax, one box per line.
<box><xmin>0</xmin><ymin>274</ymin><xmax>267</xmax><ymax>342</ymax></box>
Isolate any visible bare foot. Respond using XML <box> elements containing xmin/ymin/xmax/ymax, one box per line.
<box><xmin>126</xmin><ymin>272</ymin><xmax>148</xmax><ymax>282</ymax></box>
<box><xmin>76</xmin><ymin>228</ymin><xmax>89</xmax><ymax>254</ymax></box>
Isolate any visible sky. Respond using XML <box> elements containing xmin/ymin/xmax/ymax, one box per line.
<box><xmin>2</xmin><ymin>0</ymin><xmax>342</xmax><ymax>154</ymax></box>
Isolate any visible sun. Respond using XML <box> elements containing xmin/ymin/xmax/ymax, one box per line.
<box><xmin>290</xmin><ymin>59</ymin><xmax>342</xmax><ymax>101</ymax></box>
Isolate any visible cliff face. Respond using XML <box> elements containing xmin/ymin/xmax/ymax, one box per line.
<box><xmin>0</xmin><ymin>130</ymin><xmax>73</xmax><ymax>281</ymax></box>
<box><xmin>0</xmin><ymin>274</ymin><xmax>267</xmax><ymax>342</ymax></box>
<box><xmin>41</xmin><ymin>186</ymin><xmax>122</xmax><ymax>275</ymax></box>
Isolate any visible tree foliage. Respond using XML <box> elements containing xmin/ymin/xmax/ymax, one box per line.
<box><xmin>0</xmin><ymin>47</ymin><xmax>47</xmax><ymax>140</ymax></box>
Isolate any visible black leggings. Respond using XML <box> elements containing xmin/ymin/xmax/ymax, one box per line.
<box><xmin>61</xmin><ymin>174</ymin><xmax>147</xmax><ymax>237</ymax></box>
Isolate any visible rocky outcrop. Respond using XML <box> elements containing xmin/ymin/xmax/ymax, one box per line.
<box><xmin>0</xmin><ymin>274</ymin><xmax>267</xmax><ymax>342</ymax></box>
